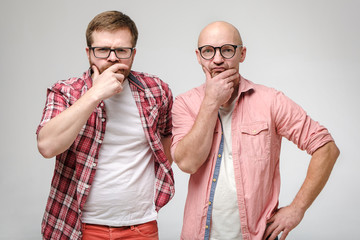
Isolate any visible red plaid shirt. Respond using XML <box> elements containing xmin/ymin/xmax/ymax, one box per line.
<box><xmin>37</xmin><ymin>70</ymin><xmax>175</xmax><ymax>239</ymax></box>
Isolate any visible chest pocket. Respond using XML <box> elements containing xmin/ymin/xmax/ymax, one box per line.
<box><xmin>239</xmin><ymin>122</ymin><xmax>270</xmax><ymax>161</ymax></box>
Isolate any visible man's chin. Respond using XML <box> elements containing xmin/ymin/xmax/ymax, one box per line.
<box><xmin>211</xmin><ymin>71</ymin><xmax>223</xmax><ymax>77</ymax></box>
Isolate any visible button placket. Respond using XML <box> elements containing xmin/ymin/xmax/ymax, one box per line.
<box><xmin>204</xmin><ymin>116</ymin><xmax>224</xmax><ymax>240</ymax></box>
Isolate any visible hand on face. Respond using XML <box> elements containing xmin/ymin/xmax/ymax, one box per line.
<box><xmin>90</xmin><ymin>63</ymin><xmax>129</xmax><ymax>101</ymax></box>
<box><xmin>203</xmin><ymin>67</ymin><xmax>239</xmax><ymax>108</ymax></box>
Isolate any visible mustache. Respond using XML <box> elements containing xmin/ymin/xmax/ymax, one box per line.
<box><xmin>99</xmin><ymin>64</ymin><xmax>126</xmax><ymax>74</ymax></box>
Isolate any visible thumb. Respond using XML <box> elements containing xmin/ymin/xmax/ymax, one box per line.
<box><xmin>91</xmin><ymin>65</ymin><xmax>100</xmax><ymax>80</ymax></box>
<box><xmin>267</xmin><ymin>212</ymin><xmax>276</xmax><ymax>224</ymax></box>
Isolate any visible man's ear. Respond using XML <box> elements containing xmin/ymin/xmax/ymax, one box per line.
<box><xmin>240</xmin><ymin>46</ymin><xmax>247</xmax><ymax>63</ymax></box>
<box><xmin>86</xmin><ymin>47</ymin><xmax>90</xmax><ymax>60</ymax></box>
<box><xmin>132</xmin><ymin>47</ymin><xmax>137</xmax><ymax>59</ymax></box>
<box><xmin>195</xmin><ymin>49</ymin><xmax>202</xmax><ymax>65</ymax></box>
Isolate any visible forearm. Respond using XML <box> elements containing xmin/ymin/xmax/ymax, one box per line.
<box><xmin>174</xmin><ymin>69</ymin><xmax>239</xmax><ymax>173</ymax></box>
<box><xmin>161</xmin><ymin>136</ymin><xmax>173</xmax><ymax>165</ymax></box>
<box><xmin>265</xmin><ymin>141</ymin><xmax>339</xmax><ymax>240</ymax></box>
<box><xmin>37</xmin><ymin>89</ymin><xmax>101</xmax><ymax>158</ymax></box>
<box><xmin>174</xmin><ymin>99</ymin><xmax>219</xmax><ymax>174</ymax></box>
<box><xmin>290</xmin><ymin>141</ymin><xmax>340</xmax><ymax>212</ymax></box>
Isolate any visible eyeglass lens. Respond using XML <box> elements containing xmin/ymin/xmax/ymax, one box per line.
<box><xmin>200</xmin><ymin>45</ymin><xmax>238</xmax><ymax>59</ymax></box>
<box><xmin>93</xmin><ymin>47</ymin><xmax>132</xmax><ymax>59</ymax></box>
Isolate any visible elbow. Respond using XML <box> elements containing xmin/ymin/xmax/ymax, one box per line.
<box><xmin>176</xmin><ymin>161</ymin><xmax>198</xmax><ymax>174</ymax></box>
<box><xmin>318</xmin><ymin>141</ymin><xmax>340</xmax><ymax>165</ymax></box>
<box><xmin>172</xmin><ymin>144</ymin><xmax>204</xmax><ymax>174</ymax></box>
<box><xmin>331</xmin><ymin>142</ymin><xmax>340</xmax><ymax>161</ymax></box>
<box><xmin>37</xmin><ymin>138</ymin><xmax>56</xmax><ymax>159</ymax></box>
<box><xmin>174</xmin><ymin>156</ymin><xmax>200</xmax><ymax>174</ymax></box>
<box><xmin>326</xmin><ymin>141</ymin><xmax>340</xmax><ymax>161</ymax></box>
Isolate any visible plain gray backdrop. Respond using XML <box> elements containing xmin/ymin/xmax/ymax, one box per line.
<box><xmin>1</xmin><ymin>0</ymin><xmax>359</xmax><ymax>239</ymax></box>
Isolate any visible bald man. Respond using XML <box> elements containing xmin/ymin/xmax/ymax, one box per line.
<box><xmin>171</xmin><ymin>21</ymin><xmax>339</xmax><ymax>240</ymax></box>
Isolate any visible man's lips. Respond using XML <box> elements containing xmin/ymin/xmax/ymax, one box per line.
<box><xmin>211</xmin><ymin>67</ymin><xmax>226</xmax><ymax>76</ymax></box>
<box><xmin>212</xmin><ymin>67</ymin><xmax>226</xmax><ymax>73</ymax></box>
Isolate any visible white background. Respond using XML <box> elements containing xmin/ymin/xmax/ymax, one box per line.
<box><xmin>1</xmin><ymin>0</ymin><xmax>359</xmax><ymax>239</ymax></box>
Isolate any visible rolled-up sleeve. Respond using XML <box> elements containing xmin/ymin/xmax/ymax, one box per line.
<box><xmin>170</xmin><ymin>92</ymin><xmax>201</xmax><ymax>161</ymax></box>
<box><xmin>36</xmin><ymin>86</ymin><xmax>69</xmax><ymax>135</ymax></box>
<box><xmin>158</xmin><ymin>82</ymin><xmax>173</xmax><ymax>138</ymax></box>
<box><xmin>273</xmin><ymin>91</ymin><xmax>334</xmax><ymax>155</ymax></box>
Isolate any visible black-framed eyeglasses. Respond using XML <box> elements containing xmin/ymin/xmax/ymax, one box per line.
<box><xmin>90</xmin><ymin>46</ymin><xmax>134</xmax><ymax>59</ymax></box>
<box><xmin>198</xmin><ymin>44</ymin><xmax>242</xmax><ymax>60</ymax></box>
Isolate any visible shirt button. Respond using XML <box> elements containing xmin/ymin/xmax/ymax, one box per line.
<box><xmin>205</xmin><ymin>225</ymin><xmax>209</xmax><ymax>229</ymax></box>
<box><xmin>101</xmin><ymin>118</ymin><xmax>105</xmax><ymax>122</ymax></box>
<box><xmin>218</xmin><ymin>154</ymin><xmax>221</xmax><ymax>158</ymax></box>
<box><xmin>85</xmin><ymin>184</ymin><xmax>90</xmax><ymax>189</ymax></box>
<box><xmin>92</xmin><ymin>163</ymin><xmax>97</xmax><ymax>167</ymax></box>
<box><xmin>208</xmin><ymin>201</ymin><xmax>211</xmax><ymax>205</ymax></box>
<box><xmin>213</xmin><ymin>178</ymin><xmax>216</xmax><ymax>182</ymax></box>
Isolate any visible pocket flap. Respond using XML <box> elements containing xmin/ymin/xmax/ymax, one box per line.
<box><xmin>240</xmin><ymin>122</ymin><xmax>268</xmax><ymax>135</ymax></box>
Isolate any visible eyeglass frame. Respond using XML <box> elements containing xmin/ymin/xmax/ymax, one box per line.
<box><xmin>89</xmin><ymin>46</ymin><xmax>135</xmax><ymax>59</ymax></box>
<box><xmin>198</xmin><ymin>44</ymin><xmax>243</xmax><ymax>60</ymax></box>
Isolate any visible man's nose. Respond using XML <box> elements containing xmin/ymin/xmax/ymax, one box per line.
<box><xmin>213</xmin><ymin>49</ymin><xmax>224</xmax><ymax>63</ymax></box>
<box><xmin>108</xmin><ymin>50</ymin><xmax>119</xmax><ymax>62</ymax></box>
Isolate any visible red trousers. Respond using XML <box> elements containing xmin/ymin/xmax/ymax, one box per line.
<box><xmin>82</xmin><ymin>220</ymin><xmax>159</xmax><ymax>240</ymax></box>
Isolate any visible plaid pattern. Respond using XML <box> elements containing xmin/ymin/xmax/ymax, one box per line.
<box><xmin>37</xmin><ymin>69</ymin><xmax>175</xmax><ymax>240</ymax></box>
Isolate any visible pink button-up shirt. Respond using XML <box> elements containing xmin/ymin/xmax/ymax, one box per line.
<box><xmin>171</xmin><ymin>76</ymin><xmax>334</xmax><ymax>240</ymax></box>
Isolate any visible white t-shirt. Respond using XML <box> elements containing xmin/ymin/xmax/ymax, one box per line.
<box><xmin>82</xmin><ymin>79</ymin><xmax>157</xmax><ymax>226</ymax></box>
<box><xmin>210</xmin><ymin>98</ymin><xmax>242</xmax><ymax>240</ymax></box>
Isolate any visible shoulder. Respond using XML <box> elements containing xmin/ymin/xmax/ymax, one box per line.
<box><xmin>175</xmin><ymin>84</ymin><xmax>205</xmax><ymax>103</ymax></box>
<box><xmin>240</xmin><ymin>77</ymin><xmax>289</xmax><ymax>107</ymax></box>
<box><xmin>50</xmin><ymin>70</ymin><xmax>91</xmax><ymax>94</ymax></box>
<box><xmin>172</xmin><ymin>84</ymin><xmax>205</xmax><ymax>116</ymax></box>
<box><xmin>241</xmin><ymin>77</ymin><xmax>279</xmax><ymax>96</ymax></box>
<box><xmin>242</xmin><ymin>78</ymin><xmax>305</xmax><ymax>120</ymax></box>
<box><xmin>130</xmin><ymin>70</ymin><xmax>170</xmax><ymax>91</ymax></box>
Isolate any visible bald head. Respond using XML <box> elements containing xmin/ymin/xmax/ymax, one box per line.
<box><xmin>198</xmin><ymin>21</ymin><xmax>242</xmax><ymax>47</ymax></box>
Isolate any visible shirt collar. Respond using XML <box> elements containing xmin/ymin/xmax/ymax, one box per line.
<box><xmin>128</xmin><ymin>72</ymin><xmax>145</xmax><ymax>92</ymax></box>
<box><xmin>237</xmin><ymin>75</ymin><xmax>254</xmax><ymax>96</ymax></box>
